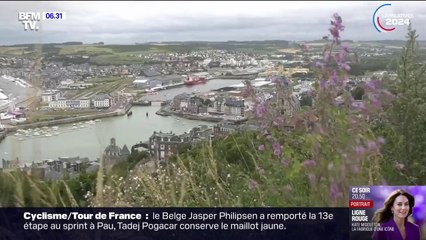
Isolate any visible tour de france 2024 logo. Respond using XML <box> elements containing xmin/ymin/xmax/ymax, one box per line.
<box><xmin>373</xmin><ymin>3</ymin><xmax>413</xmax><ymax>32</ymax></box>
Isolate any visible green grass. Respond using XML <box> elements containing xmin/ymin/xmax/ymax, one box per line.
<box><xmin>0</xmin><ymin>47</ymin><xmax>28</xmax><ymax>56</ymax></box>
<box><xmin>58</xmin><ymin>45</ymin><xmax>115</xmax><ymax>56</ymax></box>
<box><xmin>89</xmin><ymin>54</ymin><xmax>147</xmax><ymax>65</ymax></box>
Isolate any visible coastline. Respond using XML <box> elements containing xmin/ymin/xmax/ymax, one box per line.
<box><xmin>0</xmin><ymin>103</ymin><xmax>133</xmax><ymax>142</ymax></box>
<box><xmin>155</xmin><ymin>108</ymin><xmax>248</xmax><ymax>124</ymax></box>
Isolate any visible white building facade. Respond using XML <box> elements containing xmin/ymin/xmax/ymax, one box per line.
<box><xmin>49</xmin><ymin>99</ymin><xmax>91</xmax><ymax>109</ymax></box>
<box><xmin>93</xmin><ymin>94</ymin><xmax>111</xmax><ymax>108</ymax></box>
<box><xmin>42</xmin><ymin>90</ymin><xmax>61</xmax><ymax>103</ymax></box>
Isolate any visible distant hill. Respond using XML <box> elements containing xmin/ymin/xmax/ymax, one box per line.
<box><xmin>359</xmin><ymin>40</ymin><xmax>426</xmax><ymax>47</ymax></box>
<box><xmin>359</xmin><ymin>40</ymin><xmax>406</xmax><ymax>47</ymax></box>
<box><xmin>142</xmin><ymin>40</ymin><xmax>289</xmax><ymax>45</ymax></box>
<box><xmin>2</xmin><ymin>42</ymin><xmax>83</xmax><ymax>47</ymax></box>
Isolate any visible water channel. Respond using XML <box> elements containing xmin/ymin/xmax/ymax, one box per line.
<box><xmin>0</xmin><ymin>79</ymin><xmax>244</xmax><ymax>165</ymax></box>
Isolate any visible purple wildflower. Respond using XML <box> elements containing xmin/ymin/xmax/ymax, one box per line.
<box><xmin>320</xmin><ymin>79</ymin><xmax>327</xmax><ymax>90</ymax></box>
<box><xmin>371</xmin><ymin>96</ymin><xmax>381</xmax><ymax>109</ymax></box>
<box><xmin>272</xmin><ymin>76</ymin><xmax>289</xmax><ymax>88</ymax></box>
<box><xmin>255</xmin><ymin>101</ymin><xmax>268</xmax><ymax>118</ymax></box>
<box><xmin>341</xmin><ymin>63</ymin><xmax>351</xmax><ymax>72</ymax></box>
<box><xmin>354</xmin><ymin>146</ymin><xmax>365</xmax><ymax>156</ymax></box>
<box><xmin>308</xmin><ymin>174</ymin><xmax>316</xmax><ymax>186</ymax></box>
<box><xmin>329</xmin><ymin>28</ymin><xmax>340</xmax><ymax>41</ymax></box>
<box><xmin>341</xmin><ymin>44</ymin><xmax>350</xmax><ymax>53</ymax></box>
<box><xmin>366</xmin><ymin>80</ymin><xmax>381</xmax><ymax>90</ymax></box>
<box><xmin>272</xmin><ymin>142</ymin><xmax>282</xmax><ymax>156</ymax></box>
<box><xmin>281</xmin><ymin>157</ymin><xmax>290</xmax><ymax>167</ymax></box>
<box><xmin>367</xmin><ymin>141</ymin><xmax>377</xmax><ymax>150</ymax></box>
<box><xmin>351</xmin><ymin>101</ymin><xmax>366</xmax><ymax>110</ymax></box>
<box><xmin>330</xmin><ymin>182</ymin><xmax>342</xmax><ymax>201</ymax></box>
<box><xmin>334</xmin><ymin>52</ymin><xmax>345</xmax><ymax>64</ymax></box>
<box><xmin>352</xmin><ymin>165</ymin><xmax>360</xmax><ymax>173</ymax></box>
<box><xmin>331</xmin><ymin>70</ymin><xmax>338</xmax><ymax>83</ymax></box>
<box><xmin>323</xmin><ymin>52</ymin><xmax>330</xmax><ymax>62</ymax></box>
<box><xmin>258</xmin><ymin>144</ymin><xmax>265</xmax><ymax>152</ymax></box>
<box><xmin>329</xmin><ymin>13</ymin><xmax>344</xmax><ymax>41</ymax></box>
<box><xmin>332</xmin><ymin>13</ymin><xmax>344</xmax><ymax>30</ymax></box>
<box><xmin>377</xmin><ymin>137</ymin><xmax>385</xmax><ymax>145</ymax></box>
<box><xmin>303</xmin><ymin>159</ymin><xmax>316</xmax><ymax>167</ymax></box>
<box><xmin>248</xmin><ymin>179</ymin><xmax>259</xmax><ymax>190</ymax></box>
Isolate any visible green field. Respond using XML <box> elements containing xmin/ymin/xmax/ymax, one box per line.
<box><xmin>58</xmin><ymin>45</ymin><xmax>115</xmax><ymax>56</ymax></box>
<box><xmin>4</xmin><ymin>40</ymin><xmax>424</xmax><ymax>66</ymax></box>
<box><xmin>0</xmin><ymin>47</ymin><xmax>27</xmax><ymax>56</ymax></box>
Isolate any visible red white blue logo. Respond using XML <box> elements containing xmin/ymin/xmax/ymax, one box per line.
<box><xmin>373</xmin><ymin>3</ymin><xmax>412</xmax><ymax>33</ymax></box>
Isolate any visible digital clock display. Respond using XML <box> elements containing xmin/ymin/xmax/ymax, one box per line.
<box><xmin>42</xmin><ymin>12</ymin><xmax>66</xmax><ymax>20</ymax></box>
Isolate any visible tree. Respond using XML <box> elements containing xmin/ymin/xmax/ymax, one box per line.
<box><xmin>299</xmin><ymin>92</ymin><xmax>313</xmax><ymax>106</ymax></box>
<box><xmin>379</xmin><ymin>25</ymin><xmax>426</xmax><ymax>183</ymax></box>
<box><xmin>351</xmin><ymin>86</ymin><xmax>365</xmax><ymax>100</ymax></box>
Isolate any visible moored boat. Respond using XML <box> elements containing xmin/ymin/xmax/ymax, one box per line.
<box><xmin>184</xmin><ymin>76</ymin><xmax>207</xmax><ymax>85</ymax></box>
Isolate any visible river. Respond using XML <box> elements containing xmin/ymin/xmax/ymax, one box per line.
<box><xmin>0</xmin><ymin>79</ymin><xmax>244</xmax><ymax>166</ymax></box>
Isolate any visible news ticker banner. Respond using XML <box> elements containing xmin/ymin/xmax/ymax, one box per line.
<box><xmin>349</xmin><ymin>185</ymin><xmax>426</xmax><ymax>240</ymax></box>
<box><xmin>0</xmin><ymin>208</ymin><xmax>349</xmax><ymax>240</ymax></box>
<box><xmin>1</xmin><ymin>185</ymin><xmax>424</xmax><ymax>240</ymax></box>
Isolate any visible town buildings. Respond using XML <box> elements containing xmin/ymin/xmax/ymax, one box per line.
<box><xmin>1</xmin><ymin>156</ymin><xmax>98</xmax><ymax>180</ymax></box>
<box><xmin>103</xmin><ymin>137</ymin><xmax>130</xmax><ymax>169</ymax></box>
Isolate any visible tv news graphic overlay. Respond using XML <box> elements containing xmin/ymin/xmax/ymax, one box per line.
<box><xmin>349</xmin><ymin>186</ymin><xmax>426</xmax><ymax>240</ymax></box>
<box><xmin>0</xmin><ymin>208</ymin><xmax>350</xmax><ymax>240</ymax></box>
<box><xmin>18</xmin><ymin>12</ymin><xmax>66</xmax><ymax>31</ymax></box>
<box><xmin>349</xmin><ymin>186</ymin><xmax>375</xmax><ymax>232</ymax></box>
<box><xmin>372</xmin><ymin>3</ymin><xmax>413</xmax><ymax>32</ymax></box>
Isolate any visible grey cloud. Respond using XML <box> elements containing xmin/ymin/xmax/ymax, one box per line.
<box><xmin>1</xmin><ymin>1</ymin><xmax>426</xmax><ymax>45</ymax></box>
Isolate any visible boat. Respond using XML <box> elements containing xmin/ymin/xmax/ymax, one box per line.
<box><xmin>45</xmin><ymin>133</ymin><xmax>52</xmax><ymax>137</ymax></box>
<box><xmin>10</xmin><ymin>118</ymin><xmax>27</xmax><ymax>124</ymax></box>
<box><xmin>184</xmin><ymin>76</ymin><xmax>207</xmax><ymax>85</ymax></box>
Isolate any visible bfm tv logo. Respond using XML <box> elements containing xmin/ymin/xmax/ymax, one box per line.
<box><xmin>373</xmin><ymin>3</ymin><xmax>413</xmax><ymax>32</ymax></box>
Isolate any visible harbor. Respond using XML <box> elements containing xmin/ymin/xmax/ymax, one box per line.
<box><xmin>0</xmin><ymin>77</ymin><xmax>255</xmax><ymax>166</ymax></box>
<box><xmin>0</xmin><ymin>105</ymin><xmax>215</xmax><ymax>166</ymax></box>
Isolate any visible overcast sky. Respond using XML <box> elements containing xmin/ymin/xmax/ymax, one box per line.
<box><xmin>1</xmin><ymin>1</ymin><xmax>426</xmax><ymax>45</ymax></box>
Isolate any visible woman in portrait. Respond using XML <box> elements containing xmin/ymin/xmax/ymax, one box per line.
<box><xmin>372</xmin><ymin>189</ymin><xmax>420</xmax><ymax>240</ymax></box>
